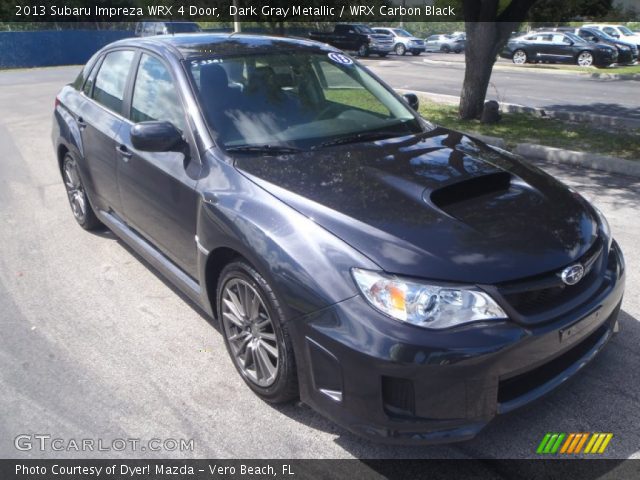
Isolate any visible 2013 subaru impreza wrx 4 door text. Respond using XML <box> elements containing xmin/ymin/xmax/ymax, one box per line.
<box><xmin>52</xmin><ymin>34</ymin><xmax>625</xmax><ymax>444</ymax></box>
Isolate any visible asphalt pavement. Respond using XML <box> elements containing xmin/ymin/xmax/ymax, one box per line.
<box><xmin>0</xmin><ymin>65</ymin><xmax>638</xmax><ymax>460</ymax></box>
<box><xmin>361</xmin><ymin>53</ymin><xmax>640</xmax><ymax>120</ymax></box>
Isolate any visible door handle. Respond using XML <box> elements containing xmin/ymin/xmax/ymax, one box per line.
<box><xmin>116</xmin><ymin>145</ymin><xmax>133</xmax><ymax>162</ymax></box>
<box><xmin>77</xmin><ymin>117</ymin><xmax>87</xmax><ymax>129</ymax></box>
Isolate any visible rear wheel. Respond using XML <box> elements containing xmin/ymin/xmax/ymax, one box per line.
<box><xmin>577</xmin><ymin>51</ymin><xmax>594</xmax><ymax>67</ymax></box>
<box><xmin>62</xmin><ymin>154</ymin><xmax>101</xmax><ymax>230</ymax></box>
<box><xmin>441</xmin><ymin>45</ymin><xmax>451</xmax><ymax>54</ymax></box>
<box><xmin>394</xmin><ymin>43</ymin><xmax>406</xmax><ymax>56</ymax></box>
<box><xmin>411</xmin><ymin>51</ymin><xmax>421</xmax><ymax>56</ymax></box>
<box><xmin>217</xmin><ymin>261</ymin><xmax>298</xmax><ymax>403</ymax></box>
<box><xmin>512</xmin><ymin>49</ymin><xmax>528</xmax><ymax>64</ymax></box>
<box><xmin>357</xmin><ymin>43</ymin><xmax>369</xmax><ymax>57</ymax></box>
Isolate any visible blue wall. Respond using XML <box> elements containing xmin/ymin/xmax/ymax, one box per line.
<box><xmin>0</xmin><ymin>30</ymin><xmax>134</xmax><ymax>69</ymax></box>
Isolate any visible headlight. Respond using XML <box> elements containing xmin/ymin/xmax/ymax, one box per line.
<box><xmin>351</xmin><ymin>268</ymin><xmax>507</xmax><ymax>329</ymax></box>
<box><xmin>594</xmin><ymin>206</ymin><xmax>612</xmax><ymax>250</ymax></box>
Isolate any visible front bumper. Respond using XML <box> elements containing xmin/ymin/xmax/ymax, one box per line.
<box><xmin>370</xmin><ymin>43</ymin><xmax>394</xmax><ymax>53</ymax></box>
<box><xmin>293</xmin><ymin>241</ymin><xmax>625</xmax><ymax>444</ymax></box>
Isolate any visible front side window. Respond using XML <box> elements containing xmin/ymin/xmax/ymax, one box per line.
<box><xmin>131</xmin><ymin>54</ymin><xmax>185</xmax><ymax>131</ymax></box>
<box><xmin>92</xmin><ymin>50</ymin><xmax>135</xmax><ymax>114</ymax></box>
<box><xmin>189</xmin><ymin>52</ymin><xmax>421</xmax><ymax>150</ymax></box>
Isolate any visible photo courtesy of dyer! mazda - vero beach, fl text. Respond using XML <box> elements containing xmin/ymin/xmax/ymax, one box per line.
<box><xmin>52</xmin><ymin>33</ymin><xmax>625</xmax><ymax>444</ymax></box>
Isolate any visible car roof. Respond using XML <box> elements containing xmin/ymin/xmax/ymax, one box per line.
<box><xmin>104</xmin><ymin>33</ymin><xmax>337</xmax><ymax>60</ymax></box>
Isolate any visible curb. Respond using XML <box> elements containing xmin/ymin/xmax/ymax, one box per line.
<box><xmin>501</xmin><ymin>104</ymin><xmax>640</xmax><ymax>130</ymax></box>
<box><xmin>402</xmin><ymin>89</ymin><xmax>640</xmax><ymax>130</ymax></box>
<box><xmin>514</xmin><ymin>143</ymin><xmax>640</xmax><ymax>179</ymax></box>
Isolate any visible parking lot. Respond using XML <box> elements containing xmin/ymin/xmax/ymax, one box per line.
<box><xmin>361</xmin><ymin>53</ymin><xmax>640</xmax><ymax>120</ymax></box>
<box><xmin>0</xmin><ymin>65</ymin><xmax>638</xmax><ymax>460</ymax></box>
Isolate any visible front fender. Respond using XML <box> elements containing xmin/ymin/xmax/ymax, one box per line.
<box><xmin>195</xmin><ymin>154</ymin><xmax>379</xmax><ymax>321</ymax></box>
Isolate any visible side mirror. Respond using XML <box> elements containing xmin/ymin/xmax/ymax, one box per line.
<box><xmin>403</xmin><ymin>93</ymin><xmax>419</xmax><ymax>111</ymax></box>
<box><xmin>131</xmin><ymin>121</ymin><xmax>183</xmax><ymax>152</ymax></box>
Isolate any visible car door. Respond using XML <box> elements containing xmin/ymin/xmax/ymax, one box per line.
<box><xmin>425</xmin><ymin>35</ymin><xmax>438</xmax><ymax>51</ymax></box>
<box><xmin>547</xmin><ymin>34</ymin><xmax>575</xmax><ymax>62</ymax></box>
<box><xmin>78</xmin><ymin>49</ymin><xmax>136</xmax><ymax>214</ymax></box>
<box><xmin>115</xmin><ymin>52</ymin><xmax>201</xmax><ymax>277</ymax></box>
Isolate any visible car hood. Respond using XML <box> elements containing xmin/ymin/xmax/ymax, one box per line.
<box><xmin>234</xmin><ymin>128</ymin><xmax>598</xmax><ymax>284</ymax></box>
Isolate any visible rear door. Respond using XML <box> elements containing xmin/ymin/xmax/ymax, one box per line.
<box><xmin>115</xmin><ymin>52</ymin><xmax>201</xmax><ymax>277</ymax></box>
<box><xmin>78</xmin><ymin>49</ymin><xmax>136</xmax><ymax>214</ymax></box>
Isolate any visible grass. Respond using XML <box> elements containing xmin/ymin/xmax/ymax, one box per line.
<box><xmin>419</xmin><ymin>102</ymin><xmax>640</xmax><ymax>161</ymax></box>
<box><xmin>321</xmin><ymin>88</ymin><xmax>639</xmax><ymax>161</ymax></box>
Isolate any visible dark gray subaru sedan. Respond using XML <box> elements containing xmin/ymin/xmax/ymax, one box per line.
<box><xmin>52</xmin><ymin>34</ymin><xmax>625</xmax><ymax>444</ymax></box>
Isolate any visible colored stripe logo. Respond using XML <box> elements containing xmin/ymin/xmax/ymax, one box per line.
<box><xmin>537</xmin><ymin>433</ymin><xmax>613</xmax><ymax>454</ymax></box>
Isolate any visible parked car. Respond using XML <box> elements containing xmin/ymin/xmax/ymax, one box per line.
<box><xmin>53</xmin><ymin>33</ymin><xmax>625</xmax><ymax>445</ymax></box>
<box><xmin>553</xmin><ymin>27</ymin><xmax>638</xmax><ymax>65</ymax></box>
<box><xmin>372</xmin><ymin>27</ymin><xmax>425</xmax><ymax>56</ymax></box>
<box><xmin>424</xmin><ymin>34</ymin><xmax>465</xmax><ymax>53</ymax></box>
<box><xmin>135</xmin><ymin>21</ymin><xmax>201</xmax><ymax>36</ymax></box>
<box><xmin>309</xmin><ymin>24</ymin><xmax>393</xmax><ymax>57</ymax></box>
<box><xmin>501</xmin><ymin>31</ymin><xmax>618</xmax><ymax>67</ymax></box>
<box><xmin>584</xmin><ymin>24</ymin><xmax>640</xmax><ymax>51</ymax></box>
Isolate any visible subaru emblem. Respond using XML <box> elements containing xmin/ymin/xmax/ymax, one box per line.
<box><xmin>561</xmin><ymin>264</ymin><xmax>585</xmax><ymax>286</ymax></box>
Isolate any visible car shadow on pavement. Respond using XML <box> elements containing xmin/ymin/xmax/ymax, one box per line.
<box><xmin>270</xmin><ymin>309</ymin><xmax>640</xmax><ymax>460</ymax></box>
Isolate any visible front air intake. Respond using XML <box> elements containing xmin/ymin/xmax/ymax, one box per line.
<box><xmin>430</xmin><ymin>172</ymin><xmax>512</xmax><ymax>209</ymax></box>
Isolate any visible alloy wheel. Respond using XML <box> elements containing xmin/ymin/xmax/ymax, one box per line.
<box><xmin>513</xmin><ymin>50</ymin><xmax>527</xmax><ymax>64</ymax></box>
<box><xmin>395</xmin><ymin>43</ymin><xmax>406</xmax><ymax>56</ymax></box>
<box><xmin>221</xmin><ymin>278</ymin><xmax>279</xmax><ymax>388</ymax></box>
<box><xmin>577</xmin><ymin>52</ymin><xmax>594</xmax><ymax>67</ymax></box>
<box><xmin>63</xmin><ymin>157</ymin><xmax>87</xmax><ymax>222</ymax></box>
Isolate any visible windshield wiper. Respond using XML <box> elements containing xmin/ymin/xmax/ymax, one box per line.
<box><xmin>312</xmin><ymin>131</ymin><xmax>405</xmax><ymax>150</ymax></box>
<box><xmin>225</xmin><ymin>144</ymin><xmax>302</xmax><ymax>155</ymax></box>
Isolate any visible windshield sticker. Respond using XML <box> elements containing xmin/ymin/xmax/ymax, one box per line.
<box><xmin>328</xmin><ymin>52</ymin><xmax>354</xmax><ymax>66</ymax></box>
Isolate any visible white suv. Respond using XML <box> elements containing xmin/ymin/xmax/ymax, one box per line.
<box><xmin>372</xmin><ymin>28</ymin><xmax>426</xmax><ymax>56</ymax></box>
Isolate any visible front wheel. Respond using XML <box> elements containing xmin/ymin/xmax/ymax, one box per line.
<box><xmin>394</xmin><ymin>43</ymin><xmax>406</xmax><ymax>56</ymax></box>
<box><xmin>62</xmin><ymin>154</ymin><xmax>102</xmax><ymax>230</ymax></box>
<box><xmin>577</xmin><ymin>51</ymin><xmax>594</xmax><ymax>67</ymax></box>
<box><xmin>217</xmin><ymin>261</ymin><xmax>298</xmax><ymax>403</ymax></box>
<box><xmin>512</xmin><ymin>49</ymin><xmax>528</xmax><ymax>64</ymax></box>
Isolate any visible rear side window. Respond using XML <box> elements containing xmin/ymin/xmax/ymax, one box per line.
<box><xmin>130</xmin><ymin>54</ymin><xmax>185</xmax><ymax>131</ymax></box>
<box><xmin>92</xmin><ymin>50</ymin><xmax>135</xmax><ymax>114</ymax></box>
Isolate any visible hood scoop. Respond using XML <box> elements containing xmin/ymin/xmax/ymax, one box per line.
<box><xmin>428</xmin><ymin>172</ymin><xmax>513</xmax><ymax>209</ymax></box>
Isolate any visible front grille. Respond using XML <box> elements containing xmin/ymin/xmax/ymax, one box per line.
<box><xmin>498</xmin><ymin>238</ymin><xmax>605</xmax><ymax>318</ymax></box>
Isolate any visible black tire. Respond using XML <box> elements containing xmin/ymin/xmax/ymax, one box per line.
<box><xmin>411</xmin><ymin>51</ymin><xmax>421</xmax><ymax>56</ymax></box>
<box><xmin>61</xmin><ymin>153</ymin><xmax>102</xmax><ymax>230</ymax></box>
<box><xmin>217</xmin><ymin>260</ymin><xmax>298</xmax><ymax>404</ymax></box>
<box><xmin>394</xmin><ymin>43</ymin><xmax>406</xmax><ymax>56</ymax></box>
<box><xmin>441</xmin><ymin>45</ymin><xmax>451</xmax><ymax>54</ymax></box>
<box><xmin>357</xmin><ymin>43</ymin><xmax>369</xmax><ymax>57</ymax></box>
<box><xmin>378</xmin><ymin>52</ymin><xmax>388</xmax><ymax>58</ymax></box>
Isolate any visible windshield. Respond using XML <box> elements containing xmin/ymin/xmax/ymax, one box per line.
<box><xmin>188</xmin><ymin>52</ymin><xmax>422</xmax><ymax>151</ymax></box>
<box><xmin>565</xmin><ymin>32</ymin><xmax>586</xmax><ymax>44</ymax></box>
<box><xmin>619</xmin><ymin>26</ymin><xmax>634</xmax><ymax>35</ymax></box>
<box><xmin>393</xmin><ymin>29</ymin><xmax>412</xmax><ymax>37</ymax></box>
<box><xmin>355</xmin><ymin>25</ymin><xmax>375</xmax><ymax>34</ymax></box>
